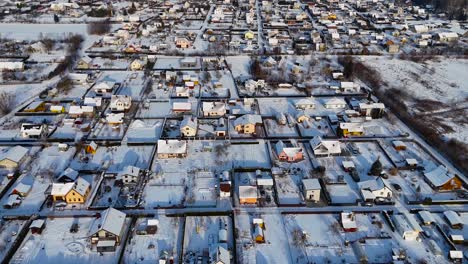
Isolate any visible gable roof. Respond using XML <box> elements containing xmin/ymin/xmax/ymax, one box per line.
<box><xmin>309</xmin><ymin>136</ymin><xmax>341</xmax><ymax>154</ymax></box>
<box><xmin>424</xmin><ymin>165</ymin><xmax>454</xmax><ymax>187</ymax></box>
<box><xmin>0</xmin><ymin>146</ymin><xmax>28</xmax><ymax>163</ymax></box>
<box><xmin>157</xmin><ymin>140</ymin><xmax>187</xmax><ymax>154</ymax></box>
<box><xmin>275</xmin><ymin>140</ymin><xmax>302</xmax><ymax>158</ymax></box>
<box><xmin>90</xmin><ymin>207</ymin><xmax>126</xmax><ymax>237</ymax></box>
<box><xmin>233</xmin><ymin>114</ymin><xmax>262</xmax><ymax>126</ymax></box>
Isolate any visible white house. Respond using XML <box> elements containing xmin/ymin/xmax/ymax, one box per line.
<box><xmin>119</xmin><ymin>166</ymin><xmax>141</xmax><ymax>184</ymax></box>
<box><xmin>20</xmin><ymin>124</ymin><xmax>47</xmax><ymax>139</ymax></box>
<box><xmin>358</xmin><ymin>177</ymin><xmax>392</xmax><ymax>202</ymax></box>
<box><xmin>110</xmin><ymin>95</ymin><xmax>132</xmax><ymax>112</ymax></box>
<box><xmin>106</xmin><ymin>113</ymin><xmax>124</xmax><ymax>125</ymax></box>
<box><xmin>93</xmin><ymin>81</ymin><xmax>116</xmax><ymax>95</ymax></box>
<box><xmin>309</xmin><ymin>136</ymin><xmax>341</xmax><ymax>156</ymax></box>
<box><xmin>157</xmin><ymin>140</ymin><xmax>187</xmax><ymax>159</ymax></box>
<box><xmin>302</xmin><ymin>178</ymin><xmax>321</xmax><ymax>202</ymax></box>
<box><xmin>202</xmin><ymin>102</ymin><xmax>226</xmax><ymax>117</ymax></box>
<box><xmin>324</xmin><ymin>98</ymin><xmax>347</xmax><ymax>109</ymax></box>
<box><xmin>180</xmin><ymin>116</ymin><xmax>197</xmax><ymax>137</ymax></box>
<box><xmin>295</xmin><ymin>98</ymin><xmax>315</xmax><ymax>110</ymax></box>
<box><xmin>175</xmin><ymin>86</ymin><xmax>189</xmax><ymax>97</ymax></box>
<box><xmin>0</xmin><ymin>61</ymin><xmax>24</xmax><ymax>71</ymax></box>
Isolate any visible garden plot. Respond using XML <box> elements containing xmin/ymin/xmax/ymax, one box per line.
<box><xmin>91</xmin><ymin>176</ymin><xmax>122</xmax><ymax>208</ymax></box>
<box><xmin>125</xmin><ymin>119</ymin><xmax>162</xmax><ymax>143</ymax></box>
<box><xmin>381</xmin><ymin>139</ymin><xmax>438</xmax><ymax>168</ymax></box>
<box><xmin>11</xmin><ymin>217</ymin><xmax>127</xmax><ymax>264</ymax></box>
<box><xmin>264</xmin><ymin>119</ymin><xmax>298</xmax><ymax>137</ymax></box>
<box><xmin>284</xmin><ymin>214</ymin><xmax>359</xmax><ymax>263</ymax></box>
<box><xmin>362</xmin><ymin>118</ymin><xmax>404</xmax><ymax>137</ymax></box>
<box><xmin>257</xmin><ymin>98</ymin><xmax>294</xmax><ymax>116</ymax></box>
<box><xmin>123</xmin><ymin>215</ymin><xmax>183</xmax><ymax>264</ymax></box>
<box><xmin>70</xmin><ymin>145</ymin><xmax>153</xmax><ymax>172</ymax></box>
<box><xmin>182</xmin><ymin>215</ymin><xmax>233</xmax><ymax>262</ymax></box>
<box><xmin>297</xmin><ymin>118</ymin><xmax>335</xmax><ymax>137</ymax></box>
<box><xmin>116</xmin><ymin>73</ymin><xmax>148</xmax><ymax>99</ymax></box>
<box><xmin>91</xmin><ymin>58</ymin><xmax>130</xmax><ymax>70</ymax></box>
<box><xmin>152</xmin><ymin>140</ymin><xmax>270</xmax><ymax>173</ymax></box>
<box><xmin>153</xmin><ymin>57</ymin><xmax>201</xmax><ymax>70</ymax></box>
<box><xmin>0</xmin><ymin>220</ymin><xmax>27</xmax><ymax>262</ymax></box>
<box><xmin>274</xmin><ymin>174</ymin><xmax>304</xmax><ymax>205</ymax></box>
<box><xmin>325</xmin><ymin>184</ymin><xmax>360</xmax><ymax>204</ymax></box>
<box><xmin>161</xmin><ymin>119</ymin><xmax>181</xmax><ymax>138</ymax></box>
<box><xmin>236</xmin><ymin>213</ymin><xmax>293</xmax><ymax>264</ymax></box>
<box><xmin>49</xmin><ymin>123</ymin><xmax>87</xmax><ymax>141</ymax></box>
<box><xmin>59</xmin><ymin>83</ymin><xmax>92</xmax><ymax>99</ymax></box>
<box><xmin>88</xmin><ymin>122</ymin><xmax>127</xmax><ymax>140</ymax></box>
<box><xmin>344</xmin><ymin>141</ymin><xmax>394</xmax><ymax>180</ymax></box>
<box><xmin>142</xmin><ymin>172</ymin><xmax>186</xmax><ymax>208</ymax></box>
<box><xmin>136</xmin><ymin>100</ymin><xmax>172</xmax><ymax>118</ymax></box>
<box><xmin>185</xmin><ymin>171</ymin><xmax>218</xmax><ymax>207</ymax></box>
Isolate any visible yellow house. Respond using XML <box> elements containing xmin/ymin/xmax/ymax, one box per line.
<box><xmin>233</xmin><ymin>114</ymin><xmax>262</xmax><ymax>134</ymax></box>
<box><xmin>0</xmin><ymin>146</ymin><xmax>29</xmax><ymax>169</ymax></box>
<box><xmin>51</xmin><ymin>177</ymin><xmax>90</xmax><ymax>204</ymax></box>
<box><xmin>130</xmin><ymin>59</ymin><xmax>144</xmax><ymax>71</ymax></box>
<box><xmin>296</xmin><ymin>112</ymin><xmax>310</xmax><ymax>123</ymax></box>
<box><xmin>49</xmin><ymin>105</ymin><xmax>65</xmax><ymax>113</ymax></box>
<box><xmin>338</xmin><ymin>122</ymin><xmax>364</xmax><ymax>137</ymax></box>
<box><xmin>86</xmin><ymin>141</ymin><xmax>98</xmax><ymax>154</ymax></box>
<box><xmin>328</xmin><ymin>13</ymin><xmax>337</xmax><ymax>20</ymax></box>
<box><xmin>76</xmin><ymin>57</ymin><xmax>92</xmax><ymax>69</ymax></box>
<box><xmin>244</xmin><ymin>30</ymin><xmax>255</xmax><ymax>40</ymax></box>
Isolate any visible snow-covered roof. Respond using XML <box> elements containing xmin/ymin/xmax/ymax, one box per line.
<box><xmin>180</xmin><ymin>116</ymin><xmax>197</xmax><ymax>129</ymax></box>
<box><xmin>325</xmin><ymin>97</ymin><xmax>346</xmax><ymax>106</ymax></box>
<box><xmin>341</xmin><ymin>212</ymin><xmax>357</xmax><ymax>229</ymax></box>
<box><xmin>342</xmin><ymin>161</ymin><xmax>355</xmax><ymax>169</ymax></box>
<box><xmin>233</xmin><ymin>114</ymin><xmax>262</xmax><ymax>126</ymax></box>
<box><xmin>12</xmin><ymin>182</ymin><xmax>31</xmax><ymax>194</ymax></box>
<box><xmin>275</xmin><ymin>140</ymin><xmax>302</xmax><ymax>158</ymax></box>
<box><xmin>359</xmin><ymin>102</ymin><xmax>385</xmax><ymax>109</ymax></box>
<box><xmin>173</xmin><ymin>102</ymin><xmax>192</xmax><ymax>110</ymax></box>
<box><xmin>69</xmin><ymin>105</ymin><xmax>94</xmax><ymax>115</ymax></box>
<box><xmin>239</xmin><ymin>185</ymin><xmax>257</xmax><ymax>199</ymax></box>
<box><xmin>358</xmin><ymin>177</ymin><xmax>387</xmax><ymax>192</ymax></box>
<box><xmin>0</xmin><ymin>146</ymin><xmax>28</xmax><ymax>163</ymax></box>
<box><xmin>74</xmin><ymin>177</ymin><xmax>90</xmax><ymax>196</ymax></box>
<box><xmin>90</xmin><ymin>208</ymin><xmax>126</xmax><ymax>237</ymax></box>
<box><xmin>84</xmin><ymin>97</ymin><xmax>102</xmax><ymax>107</ymax></box>
<box><xmin>339</xmin><ymin>122</ymin><xmax>364</xmax><ymax>132</ymax></box>
<box><xmin>302</xmin><ymin>178</ymin><xmax>321</xmax><ymax>190</ymax></box>
<box><xmin>424</xmin><ymin>165</ymin><xmax>454</xmax><ymax>187</ymax></box>
<box><xmin>202</xmin><ymin>102</ymin><xmax>225</xmax><ymax>113</ymax></box>
<box><xmin>58</xmin><ymin>167</ymin><xmax>79</xmax><ymax>182</ymax></box>
<box><xmin>106</xmin><ymin>113</ymin><xmax>124</xmax><ymax>124</ymax></box>
<box><xmin>157</xmin><ymin>140</ymin><xmax>187</xmax><ymax>154</ymax></box>
<box><xmin>52</xmin><ymin>177</ymin><xmax>89</xmax><ymax>196</ymax></box>
<box><xmin>310</xmin><ymin>136</ymin><xmax>341</xmax><ymax>154</ymax></box>
<box><xmin>418</xmin><ymin>211</ymin><xmax>435</xmax><ymax>224</ymax></box>
<box><xmin>443</xmin><ymin>211</ymin><xmax>463</xmax><ymax>226</ymax></box>
<box><xmin>30</xmin><ymin>219</ymin><xmax>45</xmax><ymax>229</ymax></box>
<box><xmin>94</xmin><ymin>81</ymin><xmax>115</xmax><ymax>90</ymax></box>
<box><xmin>51</xmin><ymin>182</ymin><xmax>74</xmax><ymax>196</ymax></box>
<box><xmin>295</xmin><ymin>98</ymin><xmax>315</xmax><ymax>107</ymax></box>
<box><xmin>119</xmin><ymin>165</ymin><xmax>140</xmax><ymax>177</ymax></box>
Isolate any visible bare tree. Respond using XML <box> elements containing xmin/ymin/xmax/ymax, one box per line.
<box><xmin>0</xmin><ymin>92</ymin><xmax>16</xmax><ymax>116</ymax></box>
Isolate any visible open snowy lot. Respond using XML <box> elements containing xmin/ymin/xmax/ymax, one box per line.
<box><xmin>11</xmin><ymin>217</ymin><xmax>128</xmax><ymax>263</ymax></box>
